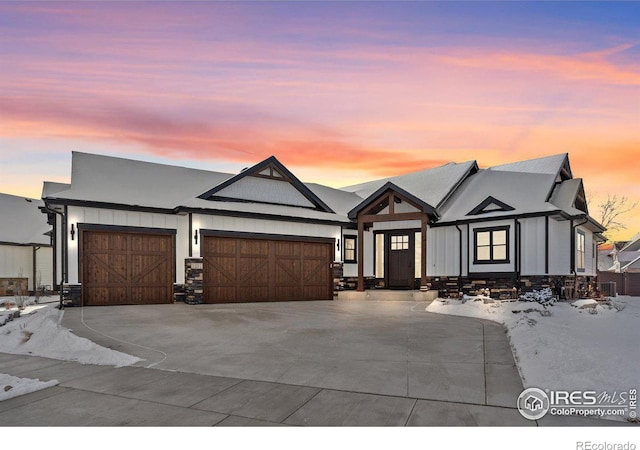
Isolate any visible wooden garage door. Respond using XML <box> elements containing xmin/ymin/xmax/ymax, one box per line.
<box><xmin>82</xmin><ymin>230</ymin><xmax>174</xmax><ymax>306</ymax></box>
<box><xmin>202</xmin><ymin>235</ymin><xmax>333</xmax><ymax>303</ymax></box>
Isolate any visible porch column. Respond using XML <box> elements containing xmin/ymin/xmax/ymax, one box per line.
<box><xmin>357</xmin><ymin>219</ymin><xmax>365</xmax><ymax>292</ymax></box>
<box><xmin>421</xmin><ymin>215</ymin><xmax>428</xmax><ymax>287</ymax></box>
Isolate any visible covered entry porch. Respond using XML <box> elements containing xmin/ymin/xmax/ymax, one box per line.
<box><xmin>347</xmin><ymin>182</ymin><xmax>438</xmax><ymax>293</ymax></box>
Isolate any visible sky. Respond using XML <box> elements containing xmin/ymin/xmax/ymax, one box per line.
<box><xmin>0</xmin><ymin>1</ymin><xmax>638</xmax><ymax>239</ymax></box>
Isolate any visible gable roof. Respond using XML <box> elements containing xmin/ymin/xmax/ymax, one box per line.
<box><xmin>347</xmin><ymin>181</ymin><xmax>439</xmax><ymax>220</ymax></box>
<box><xmin>342</xmin><ymin>160</ymin><xmax>478</xmax><ymax>213</ymax></box>
<box><xmin>621</xmin><ymin>255</ymin><xmax>640</xmax><ymax>272</ymax></box>
<box><xmin>467</xmin><ymin>196</ymin><xmax>515</xmax><ymax>216</ymax></box>
<box><xmin>198</xmin><ymin>156</ymin><xmax>334</xmax><ymax>213</ymax></box>
<box><xmin>438</xmin><ymin>170</ymin><xmax>559</xmax><ymax>223</ymax></box>
<box><xmin>489</xmin><ymin>153</ymin><xmax>571</xmax><ymax>180</ymax></box>
<box><xmin>548</xmin><ymin>178</ymin><xmax>588</xmax><ymax>215</ymax></box>
<box><xmin>619</xmin><ymin>232</ymin><xmax>640</xmax><ymax>252</ymax></box>
<box><xmin>0</xmin><ymin>193</ymin><xmax>51</xmax><ymax>245</ymax></box>
<box><xmin>45</xmin><ymin>152</ymin><xmax>232</xmax><ymax>210</ymax></box>
<box><xmin>43</xmin><ymin>152</ymin><xmax>351</xmax><ymax>223</ymax></box>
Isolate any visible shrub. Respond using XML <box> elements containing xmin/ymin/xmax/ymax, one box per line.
<box><xmin>520</xmin><ymin>288</ymin><xmax>555</xmax><ymax>306</ymax></box>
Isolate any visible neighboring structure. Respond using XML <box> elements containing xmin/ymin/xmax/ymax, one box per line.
<box><xmin>0</xmin><ymin>193</ymin><xmax>53</xmax><ymax>295</ymax></box>
<box><xmin>598</xmin><ymin>233</ymin><xmax>640</xmax><ymax>273</ymax></box>
<box><xmin>42</xmin><ymin>152</ymin><xmax>605</xmax><ymax>306</ymax></box>
<box><xmin>598</xmin><ymin>233</ymin><xmax>640</xmax><ymax>296</ymax></box>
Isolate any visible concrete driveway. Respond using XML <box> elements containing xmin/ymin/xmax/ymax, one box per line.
<box><xmin>61</xmin><ymin>300</ymin><xmax>523</xmax><ymax>407</ymax></box>
<box><xmin>2</xmin><ymin>300</ymin><xmax>631</xmax><ymax>426</ymax></box>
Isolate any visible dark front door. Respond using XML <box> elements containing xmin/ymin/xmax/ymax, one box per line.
<box><xmin>387</xmin><ymin>233</ymin><xmax>414</xmax><ymax>289</ymax></box>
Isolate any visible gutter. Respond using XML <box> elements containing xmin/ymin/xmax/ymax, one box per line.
<box><xmin>455</xmin><ymin>225</ymin><xmax>463</xmax><ymax>292</ymax></box>
<box><xmin>42</xmin><ymin>203</ymin><xmax>66</xmax><ymax>309</ymax></box>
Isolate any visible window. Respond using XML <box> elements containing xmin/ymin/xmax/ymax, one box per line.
<box><xmin>390</xmin><ymin>235</ymin><xmax>409</xmax><ymax>250</ymax></box>
<box><xmin>343</xmin><ymin>235</ymin><xmax>357</xmax><ymax>263</ymax></box>
<box><xmin>414</xmin><ymin>232</ymin><xmax>422</xmax><ymax>278</ymax></box>
<box><xmin>576</xmin><ymin>230</ymin><xmax>585</xmax><ymax>272</ymax></box>
<box><xmin>375</xmin><ymin>233</ymin><xmax>385</xmax><ymax>278</ymax></box>
<box><xmin>474</xmin><ymin>226</ymin><xmax>509</xmax><ymax>264</ymax></box>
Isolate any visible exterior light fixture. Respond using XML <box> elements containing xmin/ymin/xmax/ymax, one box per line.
<box><xmin>337</xmin><ymin>239</ymin><xmax>340</xmax><ymax>252</ymax></box>
<box><xmin>70</xmin><ymin>223</ymin><xmax>75</xmax><ymax>241</ymax></box>
<box><xmin>194</xmin><ymin>229</ymin><xmax>198</xmax><ymax>245</ymax></box>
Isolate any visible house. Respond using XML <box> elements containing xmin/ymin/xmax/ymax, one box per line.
<box><xmin>524</xmin><ymin>395</ymin><xmax>544</xmax><ymax>412</ymax></box>
<box><xmin>0</xmin><ymin>193</ymin><xmax>54</xmax><ymax>296</ymax></box>
<box><xmin>41</xmin><ymin>151</ymin><xmax>605</xmax><ymax>306</ymax></box>
<box><xmin>598</xmin><ymin>232</ymin><xmax>640</xmax><ymax>273</ymax></box>
<box><xmin>598</xmin><ymin>233</ymin><xmax>640</xmax><ymax>296</ymax></box>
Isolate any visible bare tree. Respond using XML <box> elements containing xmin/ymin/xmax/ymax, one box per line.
<box><xmin>597</xmin><ymin>194</ymin><xmax>638</xmax><ymax>237</ymax></box>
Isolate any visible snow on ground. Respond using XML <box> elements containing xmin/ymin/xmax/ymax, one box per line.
<box><xmin>427</xmin><ymin>295</ymin><xmax>640</xmax><ymax>421</ymax></box>
<box><xmin>0</xmin><ymin>304</ymin><xmax>141</xmax><ymax>367</ymax></box>
<box><xmin>0</xmin><ymin>373</ymin><xmax>58</xmax><ymax>401</ymax></box>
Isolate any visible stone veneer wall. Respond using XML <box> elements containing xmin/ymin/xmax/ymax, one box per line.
<box><xmin>337</xmin><ymin>274</ymin><xmax>598</xmax><ymax>299</ymax></box>
<box><xmin>184</xmin><ymin>258</ymin><xmax>204</xmax><ymax>304</ymax></box>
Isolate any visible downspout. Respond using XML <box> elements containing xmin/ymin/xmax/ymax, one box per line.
<box><xmin>515</xmin><ymin>218</ymin><xmax>521</xmax><ymax>289</ymax></box>
<box><xmin>32</xmin><ymin>246</ymin><xmax>41</xmax><ymax>294</ymax></box>
<box><xmin>455</xmin><ymin>225</ymin><xmax>463</xmax><ymax>293</ymax></box>
<box><xmin>42</xmin><ymin>204</ymin><xmax>66</xmax><ymax>309</ymax></box>
<box><xmin>188</xmin><ymin>213</ymin><xmax>193</xmax><ymax>257</ymax></box>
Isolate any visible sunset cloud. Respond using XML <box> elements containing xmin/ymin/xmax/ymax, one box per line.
<box><xmin>1</xmin><ymin>2</ymin><xmax>639</xmax><ymax>239</ymax></box>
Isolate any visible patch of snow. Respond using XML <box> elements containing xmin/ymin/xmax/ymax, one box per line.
<box><xmin>427</xmin><ymin>296</ymin><xmax>640</xmax><ymax>422</ymax></box>
<box><xmin>0</xmin><ymin>373</ymin><xmax>58</xmax><ymax>401</ymax></box>
<box><xmin>0</xmin><ymin>305</ymin><xmax>141</xmax><ymax>367</ymax></box>
<box><xmin>571</xmin><ymin>299</ymin><xmax>598</xmax><ymax>308</ymax></box>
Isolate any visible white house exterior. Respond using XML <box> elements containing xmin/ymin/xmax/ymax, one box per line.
<box><xmin>42</xmin><ymin>152</ymin><xmax>605</xmax><ymax>306</ymax></box>
<box><xmin>0</xmin><ymin>193</ymin><xmax>53</xmax><ymax>294</ymax></box>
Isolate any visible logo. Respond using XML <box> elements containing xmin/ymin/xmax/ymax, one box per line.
<box><xmin>517</xmin><ymin>388</ymin><xmax>550</xmax><ymax>420</ymax></box>
<box><xmin>517</xmin><ymin>388</ymin><xmax>637</xmax><ymax>421</ymax></box>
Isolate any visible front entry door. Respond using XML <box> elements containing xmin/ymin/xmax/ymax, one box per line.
<box><xmin>387</xmin><ymin>233</ymin><xmax>414</xmax><ymax>289</ymax></box>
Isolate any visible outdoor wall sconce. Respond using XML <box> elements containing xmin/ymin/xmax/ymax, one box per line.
<box><xmin>70</xmin><ymin>223</ymin><xmax>75</xmax><ymax>241</ymax></box>
<box><xmin>194</xmin><ymin>229</ymin><xmax>198</xmax><ymax>245</ymax></box>
<box><xmin>336</xmin><ymin>239</ymin><xmax>340</xmax><ymax>252</ymax></box>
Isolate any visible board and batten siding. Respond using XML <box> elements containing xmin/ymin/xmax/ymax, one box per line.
<box><xmin>192</xmin><ymin>214</ymin><xmax>341</xmax><ymax>262</ymax></box>
<box><xmin>520</xmin><ymin>217</ymin><xmax>547</xmax><ymax>276</ymax></box>
<box><xmin>427</xmin><ymin>225</ymin><xmax>466</xmax><ymax>277</ymax></box>
<box><xmin>65</xmin><ymin>206</ymin><xmax>189</xmax><ymax>284</ymax></box>
<box><xmin>0</xmin><ymin>245</ymin><xmax>53</xmax><ymax>291</ymax></box>
<box><xmin>548</xmin><ymin>218</ymin><xmax>570</xmax><ymax>275</ymax></box>
<box><xmin>342</xmin><ymin>230</ymin><xmax>373</xmax><ymax>278</ymax></box>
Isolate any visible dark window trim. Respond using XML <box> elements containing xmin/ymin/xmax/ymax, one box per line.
<box><xmin>343</xmin><ymin>234</ymin><xmax>357</xmax><ymax>263</ymax></box>
<box><xmin>576</xmin><ymin>229</ymin><xmax>586</xmax><ymax>272</ymax></box>
<box><xmin>473</xmin><ymin>225</ymin><xmax>510</xmax><ymax>265</ymax></box>
<box><xmin>467</xmin><ymin>196</ymin><xmax>515</xmax><ymax>216</ymax></box>
<box><xmin>199</xmin><ymin>229</ymin><xmax>335</xmax><ymax>245</ymax></box>
<box><xmin>77</xmin><ymin>223</ymin><xmax>177</xmax><ymax>235</ymax></box>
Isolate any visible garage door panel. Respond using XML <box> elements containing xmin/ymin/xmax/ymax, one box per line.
<box><xmin>203</xmin><ymin>235</ymin><xmax>332</xmax><ymax>303</ymax></box>
<box><xmin>204</xmin><ymin>256</ymin><xmax>236</xmax><ymax>284</ymax></box>
<box><xmin>274</xmin><ymin>259</ymin><xmax>301</xmax><ymax>285</ymax></box>
<box><xmin>238</xmin><ymin>257</ymin><xmax>269</xmax><ymax>283</ymax></box>
<box><xmin>275</xmin><ymin>241</ymin><xmax>301</xmax><ymax>257</ymax></box>
<box><xmin>82</xmin><ymin>230</ymin><xmax>174</xmax><ymax>306</ymax></box>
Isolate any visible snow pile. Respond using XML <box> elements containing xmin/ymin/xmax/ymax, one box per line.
<box><xmin>427</xmin><ymin>296</ymin><xmax>640</xmax><ymax>421</ymax></box>
<box><xmin>0</xmin><ymin>305</ymin><xmax>141</xmax><ymax>367</ymax></box>
<box><xmin>0</xmin><ymin>373</ymin><xmax>58</xmax><ymax>401</ymax></box>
